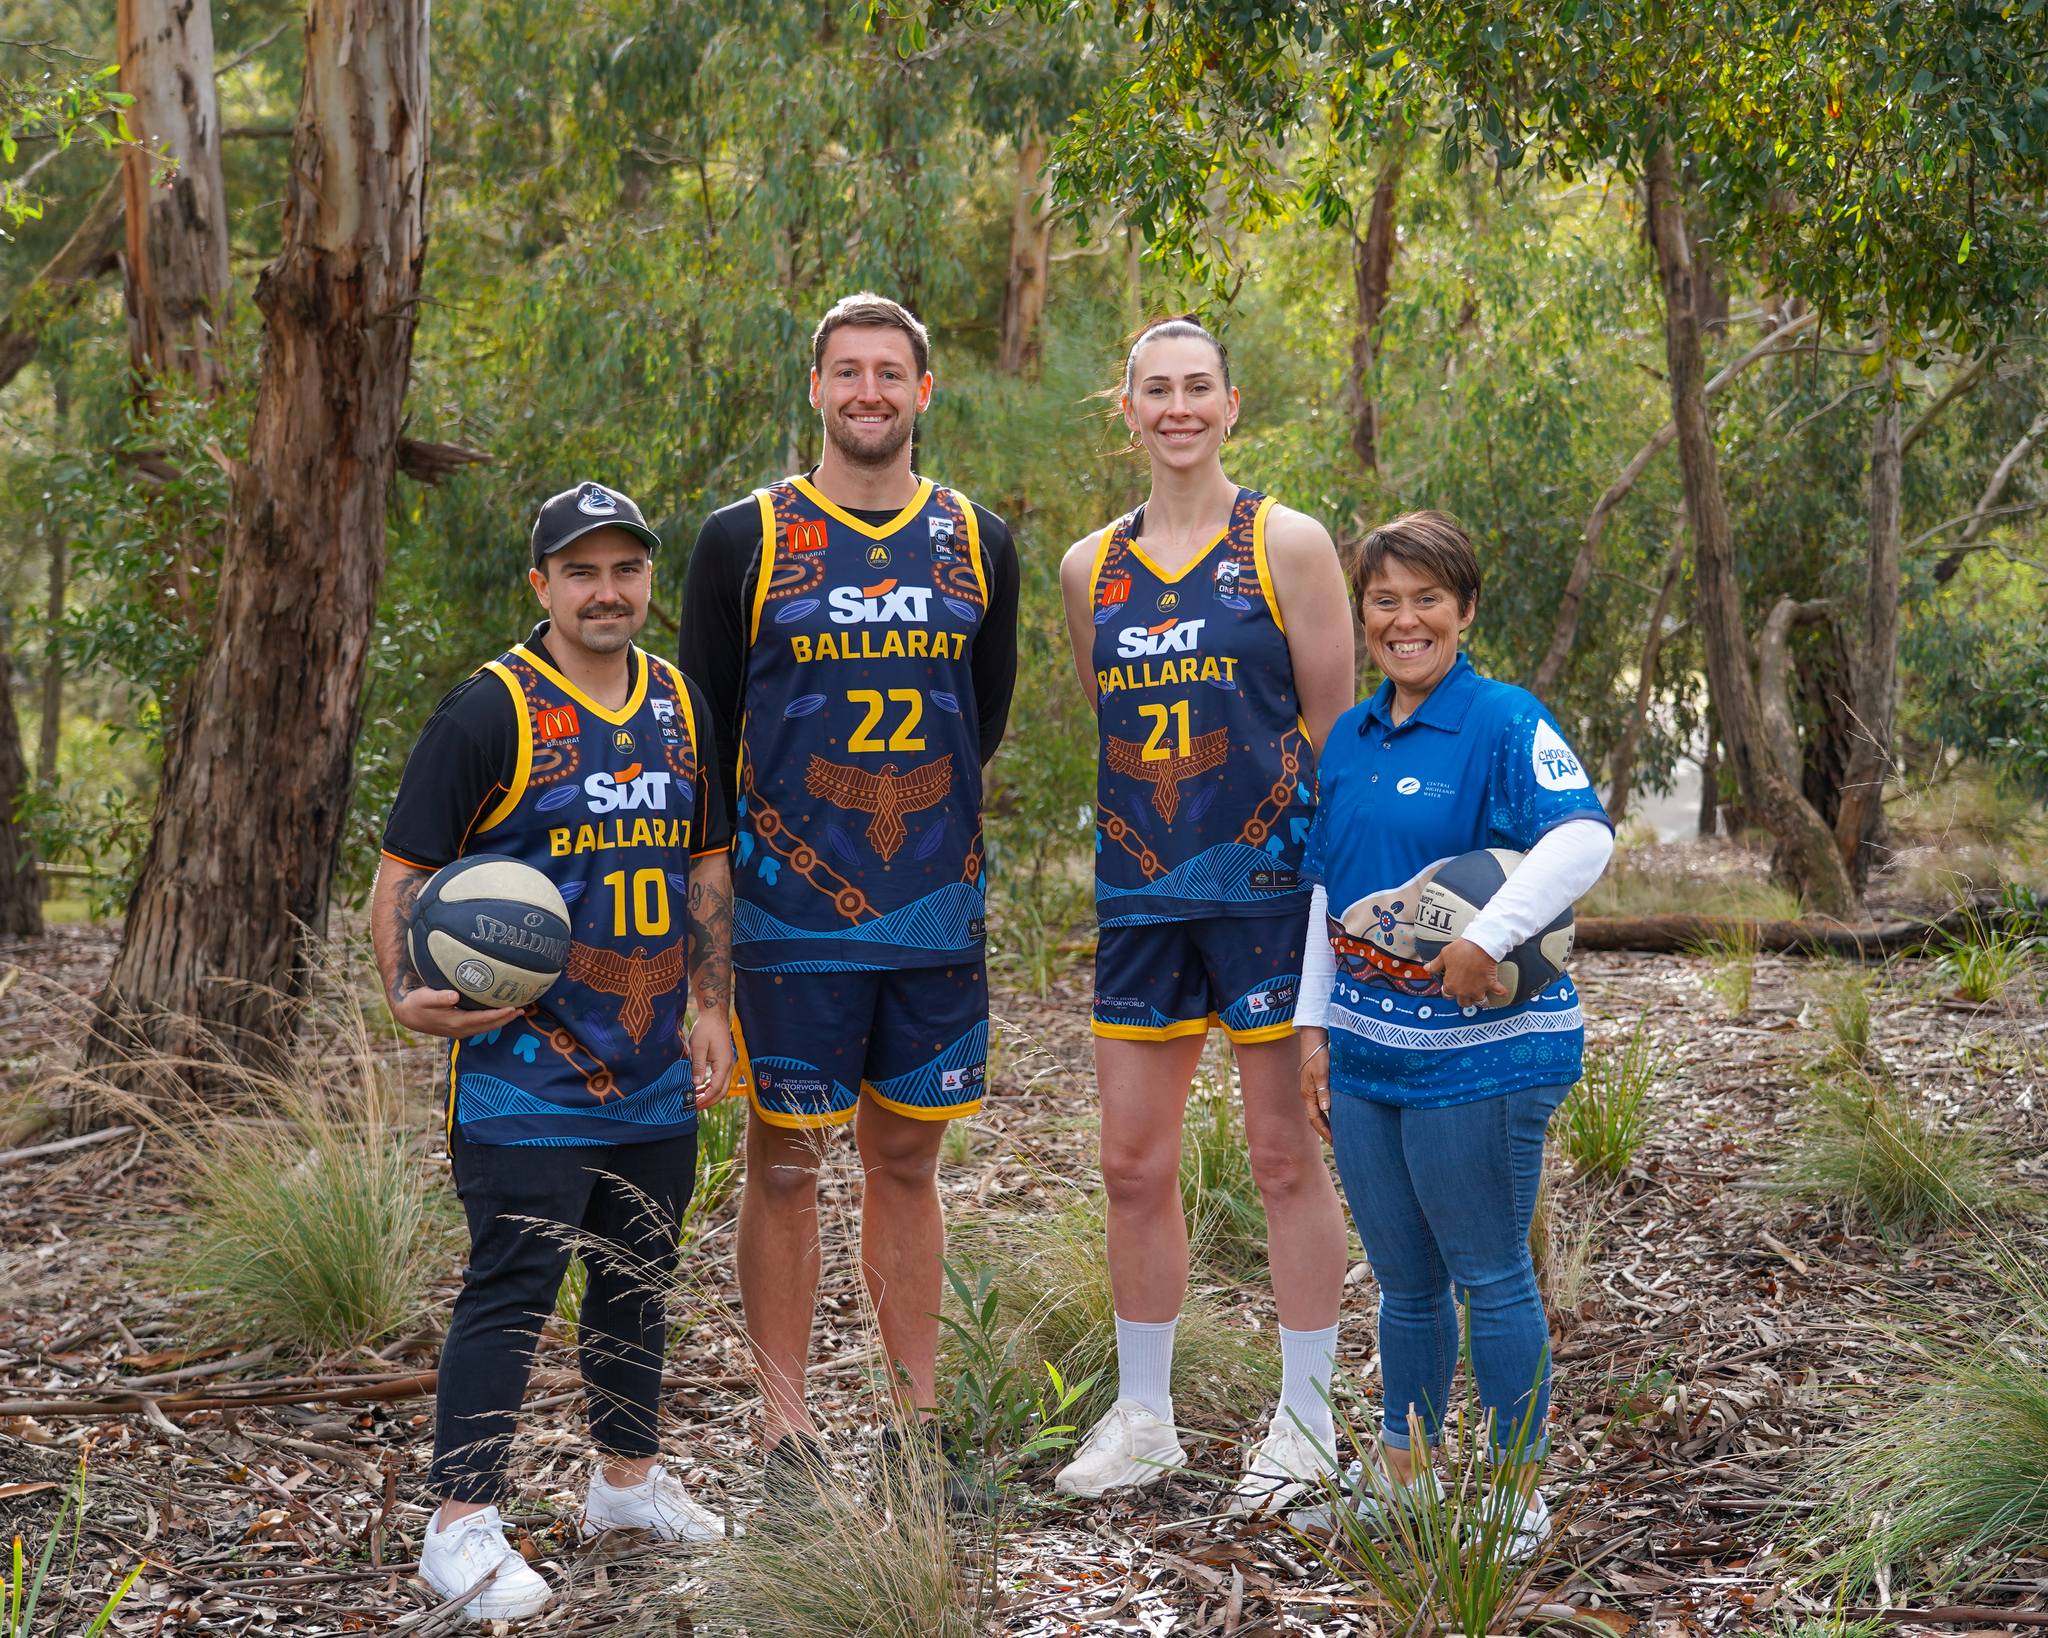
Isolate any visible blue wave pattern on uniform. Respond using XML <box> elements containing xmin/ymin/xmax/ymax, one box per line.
<box><xmin>736</xmin><ymin>478</ymin><xmax>987</xmax><ymax>970</ymax></box>
<box><xmin>1300</xmin><ymin>654</ymin><xmax>1611</xmax><ymax>1108</ymax></box>
<box><xmin>865</xmin><ymin>1017</ymin><xmax>991</xmax><ymax>1112</ymax></box>
<box><xmin>1089</xmin><ymin>487</ymin><xmax>1314</xmax><ymax>926</ymax></box>
<box><xmin>451</xmin><ymin>643</ymin><xmax>706</xmax><ymax>1145</ymax></box>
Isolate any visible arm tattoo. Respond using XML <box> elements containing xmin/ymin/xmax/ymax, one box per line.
<box><xmin>685</xmin><ymin>870</ymin><xmax>734</xmax><ymax>1015</ymax></box>
<box><xmin>389</xmin><ymin>873</ymin><xmax>425</xmax><ymax>1003</ymax></box>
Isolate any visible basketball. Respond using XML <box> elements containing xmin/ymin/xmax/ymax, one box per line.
<box><xmin>1409</xmin><ymin>847</ymin><xmax>1575</xmax><ymax>1008</ymax></box>
<box><xmin>407</xmin><ymin>854</ymin><xmax>572</xmax><ymax>1010</ymax></box>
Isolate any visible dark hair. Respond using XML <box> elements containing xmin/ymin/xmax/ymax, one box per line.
<box><xmin>1121</xmin><ymin>315</ymin><xmax>1231</xmax><ymax>398</ymax></box>
<box><xmin>811</xmin><ymin>291</ymin><xmax>930</xmax><ymax>377</ymax></box>
<box><xmin>1353</xmin><ymin>510</ymin><xmax>1482</xmax><ymax>615</ymax></box>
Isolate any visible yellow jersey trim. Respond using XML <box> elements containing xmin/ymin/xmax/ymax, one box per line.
<box><xmin>474</xmin><ymin>661</ymin><xmax>532</xmax><ymax>834</ymax></box>
<box><xmin>1124</xmin><ymin>525</ymin><xmax>1229</xmax><ymax>588</ymax></box>
<box><xmin>790</xmin><ymin>473</ymin><xmax>935</xmax><ymax>540</ymax></box>
<box><xmin>1084</xmin><ymin>524</ymin><xmax>1117</xmax><ymax>607</ymax></box>
<box><xmin>749</xmin><ymin>488</ymin><xmax>778</xmax><ymax>645</ymax></box>
<box><xmin>446</xmin><ymin>1041</ymin><xmax>460</xmax><ymax>1138</ymax></box>
<box><xmin>953</xmin><ymin>490</ymin><xmax>988</xmax><ymax>604</ymax></box>
<box><xmin>509</xmin><ymin>642</ymin><xmax>649</xmax><ymax>728</ymax></box>
<box><xmin>1250</xmin><ymin>495</ymin><xmax>1284</xmax><ymax>632</ymax></box>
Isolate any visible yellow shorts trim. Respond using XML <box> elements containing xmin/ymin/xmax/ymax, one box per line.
<box><xmin>1221</xmin><ymin>1018</ymin><xmax>1297</xmax><ymax>1045</ymax></box>
<box><xmin>1092</xmin><ymin>1015</ymin><xmax>1216</xmax><ymax>1043</ymax></box>
<box><xmin>748</xmin><ymin>1095</ymin><xmax>859</xmax><ymax>1132</ymax></box>
<box><xmin>862</xmin><ymin>1082</ymin><xmax>983</xmax><ymax>1123</ymax></box>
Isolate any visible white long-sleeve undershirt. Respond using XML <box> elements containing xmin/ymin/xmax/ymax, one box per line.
<box><xmin>1293</xmin><ymin>819</ymin><xmax>1614</xmax><ymax>1028</ymax></box>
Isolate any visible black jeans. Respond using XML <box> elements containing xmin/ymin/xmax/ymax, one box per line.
<box><xmin>430</xmin><ymin>1129</ymin><xmax>698</xmax><ymax>1504</ymax></box>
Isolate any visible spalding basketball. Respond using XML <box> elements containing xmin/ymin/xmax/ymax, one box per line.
<box><xmin>407</xmin><ymin>855</ymin><xmax>572</xmax><ymax>1010</ymax></box>
<box><xmin>1409</xmin><ymin>847</ymin><xmax>1575</xmax><ymax>1008</ymax></box>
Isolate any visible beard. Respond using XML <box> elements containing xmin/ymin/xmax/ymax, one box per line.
<box><xmin>824</xmin><ymin>405</ymin><xmax>914</xmax><ymax>468</ymax></box>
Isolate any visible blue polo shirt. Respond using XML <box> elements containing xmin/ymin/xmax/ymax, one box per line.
<box><xmin>1300</xmin><ymin>654</ymin><xmax>1610</xmax><ymax>1107</ymax></box>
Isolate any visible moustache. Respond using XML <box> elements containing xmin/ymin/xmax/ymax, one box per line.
<box><xmin>581</xmin><ymin>605</ymin><xmax>633</xmax><ymax>620</ymax></box>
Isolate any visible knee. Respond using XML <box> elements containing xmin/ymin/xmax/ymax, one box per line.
<box><xmin>1245</xmin><ymin>1132</ymin><xmax>1320</xmax><ymax>1203</ymax></box>
<box><xmin>862</xmin><ymin>1137</ymin><xmax>940</xmax><ymax>1195</ymax></box>
<box><xmin>1452</xmin><ymin>1262</ymin><xmax>1542</xmax><ymax>1314</ymax></box>
<box><xmin>748</xmin><ymin>1141</ymin><xmax>823</xmax><ymax>1210</ymax></box>
<box><xmin>1099</xmin><ymin>1135</ymin><xmax>1179</xmax><ymax>1209</ymax></box>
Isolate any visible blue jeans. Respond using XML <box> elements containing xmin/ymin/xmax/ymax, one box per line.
<box><xmin>1328</xmin><ymin>1083</ymin><xmax>1566</xmax><ymax>1459</ymax></box>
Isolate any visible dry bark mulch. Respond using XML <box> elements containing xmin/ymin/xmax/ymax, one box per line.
<box><xmin>3</xmin><ymin>919</ymin><xmax>2045</xmax><ymax>1636</ymax></box>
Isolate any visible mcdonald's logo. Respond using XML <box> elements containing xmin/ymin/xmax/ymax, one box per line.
<box><xmin>536</xmin><ymin>704</ymin><xmax>581</xmax><ymax>742</ymax></box>
<box><xmin>785</xmin><ymin>519</ymin><xmax>829</xmax><ymax>554</ymax></box>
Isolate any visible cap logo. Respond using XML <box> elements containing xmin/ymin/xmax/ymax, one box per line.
<box><xmin>576</xmin><ymin>483</ymin><xmax>619</xmax><ymax>517</ymax></box>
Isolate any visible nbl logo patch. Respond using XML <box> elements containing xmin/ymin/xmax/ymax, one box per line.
<box><xmin>929</xmin><ymin>516</ymin><xmax>956</xmax><ymax>561</ymax></box>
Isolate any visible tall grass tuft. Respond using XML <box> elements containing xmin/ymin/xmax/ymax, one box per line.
<box><xmin>1804</xmin><ymin>1315</ymin><xmax>2048</xmax><ymax>1594</ymax></box>
<box><xmin>1179</xmin><ymin>1074</ymin><xmax>1269</xmax><ymax>1281</ymax></box>
<box><xmin>1813</xmin><ymin>963</ymin><xmax>1879</xmax><ymax>1073</ymax></box>
<box><xmin>949</xmin><ymin>1193</ymin><xmax>1277</xmax><ymax>1431</ymax></box>
<box><xmin>1691</xmin><ymin>918</ymin><xmax>1762</xmax><ymax>1015</ymax></box>
<box><xmin>1776</xmin><ymin>1069</ymin><xmax>2027</xmax><ymax>1236</ymax></box>
<box><xmin>1938</xmin><ymin>908</ymin><xmax>2035</xmax><ymax>1005</ymax></box>
<box><xmin>6</xmin><ymin>1458</ymin><xmax>145</xmax><ymax>1638</ymax></box>
<box><xmin>1557</xmin><ymin>1013</ymin><xmax>1659</xmax><ymax>1181</ymax></box>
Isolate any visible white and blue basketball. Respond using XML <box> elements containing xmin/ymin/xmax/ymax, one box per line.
<box><xmin>1410</xmin><ymin>847</ymin><xmax>1574</xmax><ymax>1008</ymax></box>
<box><xmin>407</xmin><ymin>854</ymin><xmax>572</xmax><ymax>1010</ymax></box>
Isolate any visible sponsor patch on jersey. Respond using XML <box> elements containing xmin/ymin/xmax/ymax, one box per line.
<box><xmin>584</xmin><ymin>763</ymin><xmax>674</xmax><ymax>814</ymax></box>
<box><xmin>785</xmin><ymin>519</ymin><xmax>829</xmax><ymax>553</ymax></box>
<box><xmin>1116</xmin><ymin>617</ymin><xmax>1205</xmax><ymax>658</ymax></box>
<box><xmin>1532</xmin><ymin>719</ymin><xmax>1590</xmax><ymax>791</ymax></box>
<box><xmin>612</xmin><ymin>728</ymin><xmax>635</xmax><ymax>755</ymax></box>
<box><xmin>929</xmin><ymin>516</ymin><xmax>956</xmax><ymax>560</ymax></box>
<box><xmin>536</xmin><ymin>704</ymin><xmax>580</xmax><ymax>742</ymax></box>
<box><xmin>864</xmin><ymin>543</ymin><xmax>892</xmax><ymax>570</ymax></box>
<box><xmin>1157</xmin><ymin>589</ymin><xmax>1180</xmax><ymax>614</ymax></box>
<box><xmin>829</xmin><ymin>580</ymin><xmax>934</xmax><ymax>624</ymax></box>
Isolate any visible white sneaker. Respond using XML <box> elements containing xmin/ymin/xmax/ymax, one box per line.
<box><xmin>419</xmin><ymin>1506</ymin><xmax>551</xmax><ymax>1623</ymax></box>
<box><xmin>1500</xmin><ymin>1487</ymin><xmax>1552</xmax><ymax>1563</ymax></box>
<box><xmin>1053</xmin><ymin>1400</ymin><xmax>1188</xmax><ymax>1498</ymax></box>
<box><xmin>1287</xmin><ymin>1456</ymin><xmax>1443</xmax><ymax>1535</ymax></box>
<box><xmin>1227</xmin><ymin>1416</ymin><xmax>1337</xmax><ymax>1516</ymax></box>
<box><xmin>582</xmin><ymin>1462</ymin><xmax>731</xmax><ymax>1543</ymax></box>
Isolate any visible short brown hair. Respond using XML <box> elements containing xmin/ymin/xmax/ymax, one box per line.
<box><xmin>1353</xmin><ymin>510</ymin><xmax>1482</xmax><ymax>615</ymax></box>
<box><xmin>811</xmin><ymin>291</ymin><xmax>930</xmax><ymax>377</ymax></box>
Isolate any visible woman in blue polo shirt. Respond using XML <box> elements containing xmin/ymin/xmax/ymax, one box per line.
<box><xmin>1294</xmin><ymin>510</ymin><xmax>1613</xmax><ymax>1555</ymax></box>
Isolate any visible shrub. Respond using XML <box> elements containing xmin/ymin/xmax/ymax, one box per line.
<box><xmin>948</xmin><ymin>1194</ymin><xmax>1278</xmax><ymax>1432</ymax></box>
<box><xmin>1691</xmin><ymin>918</ymin><xmax>1762</xmax><ymax>1016</ymax></box>
<box><xmin>1775</xmin><ymin>1069</ymin><xmax>2027</xmax><ymax>1236</ymax></box>
<box><xmin>1938</xmin><ymin>908</ymin><xmax>2035</xmax><ymax>1005</ymax></box>
<box><xmin>1804</xmin><ymin>1318</ymin><xmax>2048</xmax><ymax>1594</ymax></box>
<box><xmin>1812</xmin><ymin>963</ymin><xmax>1879</xmax><ymax>1073</ymax></box>
<box><xmin>1557</xmin><ymin>1013</ymin><xmax>1658</xmax><ymax>1181</ymax></box>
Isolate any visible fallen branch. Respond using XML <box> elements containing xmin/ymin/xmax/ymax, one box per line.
<box><xmin>396</xmin><ymin>436</ymin><xmax>494</xmax><ymax>485</ymax></box>
<box><xmin>1575</xmin><ymin>900</ymin><xmax>1998</xmax><ymax>958</ymax></box>
<box><xmin>0</xmin><ymin>1123</ymin><xmax>136</xmax><ymax>1165</ymax></box>
<box><xmin>1848</xmin><ymin>1607</ymin><xmax>2048</xmax><ymax>1630</ymax></box>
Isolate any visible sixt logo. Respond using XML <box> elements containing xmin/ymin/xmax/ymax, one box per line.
<box><xmin>829</xmin><ymin>578</ymin><xmax>934</xmax><ymax>625</ymax></box>
<box><xmin>584</xmin><ymin>762</ymin><xmax>674</xmax><ymax>814</ymax></box>
<box><xmin>1116</xmin><ymin>617</ymin><xmax>1206</xmax><ymax>658</ymax></box>
<box><xmin>785</xmin><ymin>519</ymin><xmax>829</xmax><ymax>554</ymax></box>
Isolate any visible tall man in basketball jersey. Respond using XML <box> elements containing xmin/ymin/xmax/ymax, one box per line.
<box><xmin>678</xmin><ymin>294</ymin><xmax>1019</xmax><ymax>1481</ymax></box>
<box><xmin>372</xmin><ymin>482</ymin><xmax>736</xmax><ymax>1623</ymax></box>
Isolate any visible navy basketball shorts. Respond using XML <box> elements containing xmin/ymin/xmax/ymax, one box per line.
<box><xmin>732</xmin><ymin>962</ymin><xmax>989</xmax><ymax>1130</ymax></box>
<box><xmin>1092</xmin><ymin>910</ymin><xmax>1305</xmax><ymax>1045</ymax></box>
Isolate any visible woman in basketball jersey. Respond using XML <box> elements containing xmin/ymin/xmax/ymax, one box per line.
<box><xmin>1053</xmin><ymin>318</ymin><xmax>1357</xmax><ymax>1511</ymax></box>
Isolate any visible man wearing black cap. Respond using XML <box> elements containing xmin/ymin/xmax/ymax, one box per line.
<box><xmin>371</xmin><ymin>481</ymin><xmax>737</xmax><ymax>1623</ymax></box>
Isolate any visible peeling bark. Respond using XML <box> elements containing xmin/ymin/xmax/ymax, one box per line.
<box><xmin>998</xmin><ymin>132</ymin><xmax>1053</xmax><ymax>375</ymax></box>
<box><xmin>1834</xmin><ymin>379</ymin><xmax>1901</xmax><ymax>887</ymax></box>
<box><xmin>92</xmin><ymin>0</ymin><xmax>431</xmax><ymax>1071</ymax></box>
<box><xmin>118</xmin><ymin>0</ymin><xmax>231</xmax><ymax>392</ymax></box>
<box><xmin>1755</xmin><ymin>595</ymin><xmax>1833</xmax><ymax>786</ymax></box>
<box><xmin>0</xmin><ymin>629</ymin><xmax>42</xmax><ymax>938</ymax></box>
<box><xmin>1644</xmin><ymin>142</ymin><xmax>1855</xmax><ymax>916</ymax></box>
<box><xmin>1343</xmin><ymin>146</ymin><xmax>1404</xmax><ymax>474</ymax></box>
<box><xmin>1604</xmin><ymin>515</ymin><xmax>1688</xmax><ymax>824</ymax></box>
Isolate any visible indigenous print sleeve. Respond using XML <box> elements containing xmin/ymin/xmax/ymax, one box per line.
<box><xmin>1485</xmin><ymin>700</ymin><xmax>1611</xmax><ymax>851</ymax></box>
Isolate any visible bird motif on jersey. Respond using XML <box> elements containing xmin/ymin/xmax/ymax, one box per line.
<box><xmin>1106</xmin><ymin>727</ymin><xmax>1231</xmax><ymax>822</ymax></box>
<box><xmin>565</xmin><ymin>939</ymin><xmax>684</xmax><ymax>1046</ymax></box>
<box><xmin>804</xmin><ymin>754</ymin><xmax>954</xmax><ymax>861</ymax></box>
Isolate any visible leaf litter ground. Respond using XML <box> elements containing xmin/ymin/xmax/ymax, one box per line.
<box><xmin>2</xmin><ymin>914</ymin><xmax>2045</xmax><ymax>1636</ymax></box>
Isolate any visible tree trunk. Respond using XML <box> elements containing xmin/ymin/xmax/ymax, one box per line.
<box><xmin>1698</xmin><ymin>720</ymin><xmax>1720</xmax><ymax>838</ymax></box>
<box><xmin>1833</xmin><ymin>376</ymin><xmax>1901</xmax><ymax>888</ymax></box>
<box><xmin>1644</xmin><ymin>142</ymin><xmax>1855</xmax><ymax>916</ymax></box>
<box><xmin>37</xmin><ymin>369</ymin><xmax>72</xmax><ymax>787</ymax></box>
<box><xmin>1933</xmin><ymin>402</ymin><xmax>2048</xmax><ymax>584</ymax></box>
<box><xmin>118</xmin><ymin>0</ymin><xmax>232</xmax><ymax>392</ymax></box>
<box><xmin>90</xmin><ymin>0</ymin><xmax>430</xmax><ymax>1071</ymax></box>
<box><xmin>1125</xmin><ymin>225</ymin><xmax>1143</xmax><ymax>330</ymax></box>
<box><xmin>1604</xmin><ymin>514</ymin><xmax>1687</xmax><ymax>823</ymax></box>
<box><xmin>998</xmin><ymin>131</ymin><xmax>1053</xmax><ymax>375</ymax></box>
<box><xmin>1343</xmin><ymin>145</ymin><xmax>1404</xmax><ymax>474</ymax></box>
<box><xmin>0</xmin><ymin>173</ymin><xmax>126</xmax><ymax>394</ymax></box>
<box><xmin>1755</xmin><ymin>595</ymin><xmax>1832</xmax><ymax>786</ymax></box>
<box><xmin>0</xmin><ymin>627</ymin><xmax>43</xmax><ymax>938</ymax></box>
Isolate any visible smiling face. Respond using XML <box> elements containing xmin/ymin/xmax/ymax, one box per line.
<box><xmin>528</xmin><ymin>529</ymin><xmax>652</xmax><ymax>658</ymax></box>
<box><xmin>1359</xmin><ymin>554</ymin><xmax>1475</xmax><ymax>707</ymax></box>
<box><xmin>1122</xmin><ymin>333</ymin><xmax>1238</xmax><ymax>472</ymax></box>
<box><xmin>810</xmin><ymin>323</ymin><xmax>932</xmax><ymax>468</ymax></box>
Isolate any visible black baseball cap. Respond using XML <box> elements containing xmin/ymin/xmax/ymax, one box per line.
<box><xmin>530</xmin><ymin>481</ymin><xmax>662</xmax><ymax>570</ymax></box>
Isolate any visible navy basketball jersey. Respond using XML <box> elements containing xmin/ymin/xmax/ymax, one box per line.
<box><xmin>450</xmin><ymin>640</ymin><xmax>707</xmax><ymax>1145</ymax></box>
<box><xmin>1088</xmin><ymin>487</ymin><xmax>1315</xmax><ymax>926</ymax></box>
<box><xmin>735</xmin><ymin>474</ymin><xmax>987</xmax><ymax>969</ymax></box>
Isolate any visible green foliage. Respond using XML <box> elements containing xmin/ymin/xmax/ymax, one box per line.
<box><xmin>1691</xmin><ymin>919</ymin><xmax>1762</xmax><ymax>1017</ymax></box>
<box><xmin>1775</xmin><ymin>1068</ymin><xmax>2028</xmax><ymax>1237</ymax></box>
<box><xmin>1557</xmin><ymin>1013</ymin><xmax>1658</xmax><ymax>1182</ymax></box>
<box><xmin>0</xmin><ymin>52</ymin><xmax>132</xmax><ymax>229</ymax></box>
<box><xmin>936</xmin><ymin>1258</ymin><xmax>1093</xmax><ymax>1487</ymax></box>
<box><xmin>685</xmin><ymin>1091</ymin><xmax>747</xmax><ymax>1236</ymax></box>
<box><xmin>1938</xmin><ymin>907</ymin><xmax>2036</xmax><ymax>1005</ymax></box>
<box><xmin>1178</xmin><ymin>1075</ymin><xmax>1269</xmax><ymax>1280</ymax></box>
<box><xmin>5</xmin><ymin>1458</ymin><xmax>144</xmax><ymax>1638</ymax></box>
<box><xmin>1812</xmin><ymin>964</ymin><xmax>1879</xmax><ymax>1073</ymax></box>
<box><xmin>1804</xmin><ymin>1316</ymin><xmax>2048</xmax><ymax>1595</ymax></box>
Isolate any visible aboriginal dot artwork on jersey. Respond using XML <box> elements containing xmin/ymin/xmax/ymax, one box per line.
<box><xmin>735</xmin><ymin>475</ymin><xmax>987</xmax><ymax>970</ymax></box>
<box><xmin>1089</xmin><ymin>486</ymin><xmax>1315</xmax><ymax>926</ymax></box>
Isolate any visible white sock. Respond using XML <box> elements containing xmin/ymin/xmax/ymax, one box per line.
<box><xmin>1114</xmin><ymin>1314</ymin><xmax>1177</xmax><ymax>1421</ymax></box>
<box><xmin>1277</xmin><ymin>1322</ymin><xmax>1339</xmax><ymax>1444</ymax></box>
